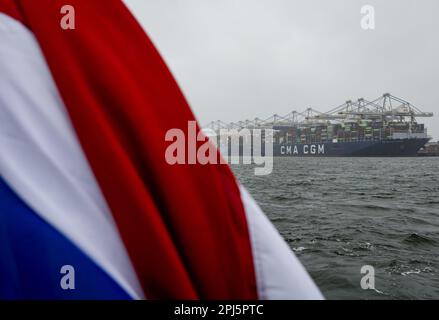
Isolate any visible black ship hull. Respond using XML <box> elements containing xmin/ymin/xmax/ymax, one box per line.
<box><xmin>274</xmin><ymin>138</ymin><xmax>430</xmax><ymax>157</ymax></box>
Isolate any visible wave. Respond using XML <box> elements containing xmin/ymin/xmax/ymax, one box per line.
<box><xmin>403</xmin><ymin>233</ymin><xmax>436</xmax><ymax>246</ymax></box>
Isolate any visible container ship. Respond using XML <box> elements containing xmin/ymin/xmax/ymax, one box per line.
<box><xmin>206</xmin><ymin>94</ymin><xmax>433</xmax><ymax>157</ymax></box>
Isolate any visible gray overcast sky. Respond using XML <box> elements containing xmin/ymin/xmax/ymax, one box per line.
<box><xmin>124</xmin><ymin>0</ymin><xmax>439</xmax><ymax>140</ymax></box>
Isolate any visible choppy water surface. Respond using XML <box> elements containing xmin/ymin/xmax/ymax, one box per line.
<box><xmin>232</xmin><ymin>157</ymin><xmax>439</xmax><ymax>299</ymax></box>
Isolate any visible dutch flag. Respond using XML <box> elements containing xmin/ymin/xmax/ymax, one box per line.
<box><xmin>0</xmin><ymin>0</ymin><xmax>322</xmax><ymax>300</ymax></box>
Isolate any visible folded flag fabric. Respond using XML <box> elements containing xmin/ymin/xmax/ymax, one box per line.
<box><xmin>0</xmin><ymin>0</ymin><xmax>322</xmax><ymax>300</ymax></box>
